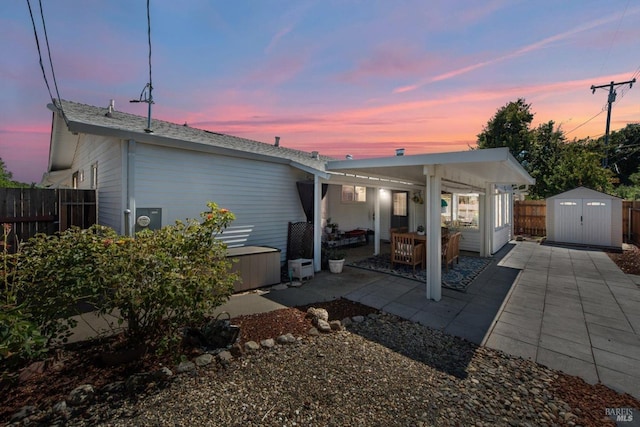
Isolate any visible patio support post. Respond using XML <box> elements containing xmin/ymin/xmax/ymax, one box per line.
<box><xmin>313</xmin><ymin>174</ymin><xmax>322</xmax><ymax>272</ymax></box>
<box><xmin>479</xmin><ymin>183</ymin><xmax>493</xmax><ymax>257</ymax></box>
<box><xmin>424</xmin><ymin>165</ymin><xmax>442</xmax><ymax>301</ymax></box>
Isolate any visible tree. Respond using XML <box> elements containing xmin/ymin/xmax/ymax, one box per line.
<box><xmin>552</xmin><ymin>140</ymin><xmax>613</xmax><ymax>195</ymax></box>
<box><xmin>527</xmin><ymin>121</ymin><xmax>565</xmax><ymax>199</ymax></box>
<box><xmin>606</xmin><ymin>124</ymin><xmax>640</xmax><ymax>185</ymax></box>
<box><xmin>476</xmin><ymin>98</ymin><xmax>534</xmax><ymax>164</ymax></box>
<box><xmin>477</xmin><ymin>101</ymin><xmax>614</xmax><ymax>199</ymax></box>
<box><xmin>0</xmin><ymin>158</ymin><xmax>29</xmax><ymax>188</ymax></box>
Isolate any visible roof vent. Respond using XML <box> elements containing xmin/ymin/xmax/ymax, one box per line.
<box><xmin>105</xmin><ymin>99</ymin><xmax>115</xmax><ymax>118</ymax></box>
<box><xmin>311</xmin><ymin>151</ymin><xmax>319</xmax><ymax>159</ymax></box>
<box><xmin>395</xmin><ymin>148</ymin><xmax>405</xmax><ymax>156</ymax></box>
<box><xmin>346</xmin><ymin>154</ymin><xmax>353</xmax><ymax>160</ymax></box>
<box><xmin>274</xmin><ymin>136</ymin><xmax>280</xmax><ymax>147</ymax></box>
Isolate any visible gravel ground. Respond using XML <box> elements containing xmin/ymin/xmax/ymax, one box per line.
<box><xmin>57</xmin><ymin>313</ymin><xmax>638</xmax><ymax>427</ymax></box>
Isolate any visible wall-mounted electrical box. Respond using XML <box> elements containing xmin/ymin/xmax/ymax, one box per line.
<box><xmin>135</xmin><ymin>208</ymin><xmax>162</xmax><ymax>233</ymax></box>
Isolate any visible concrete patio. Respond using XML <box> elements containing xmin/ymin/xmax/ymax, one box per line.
<box><xmin>219</xmin><ymin>240</ymin><xmax>640</xmax><ymax>399</ymax></box>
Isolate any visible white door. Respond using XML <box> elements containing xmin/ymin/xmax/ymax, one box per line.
<box><xmin>555</xmin><ymin>198</ymin><xmax>611</xmax><ymax>246</ymax></box>
<box><xmin>555</xmin><ymin>199</ymin><xmax>582</xmax><ymax>244</ymax></box>
<box><xmin>583</xmin><ymin>199</ymin><xmax>611</xmax><ymax>246</ymax></box>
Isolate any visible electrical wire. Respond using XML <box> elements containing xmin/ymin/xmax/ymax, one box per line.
<box><xmin>147</xmin><ymin>0</ymin><xmax>152</xmax><ymax>98</ymax></box>
<box><xmin>38</xmin><ymin>0</ymin><xmax>67</xmax><ymax>124</ymax></box>
<box><xmin>598</xmin><ymin>0</ymin><xmax>630</xmax><ymax>77</ymax></box>
<box><xmin>25</xmin><ymin>0</ymin><xmax>67</xmax><ymax>125</ymax></box>
<box><xmin>565</xmin><ymin>109</ymin><xmax>606</xmax><ymax>136</ymax></box>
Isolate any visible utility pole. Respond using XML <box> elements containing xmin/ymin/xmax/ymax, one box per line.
<box><xmin>590</xmin><ymin>78</ymin><xmax>635</xmax><ymax>167</ymax></box>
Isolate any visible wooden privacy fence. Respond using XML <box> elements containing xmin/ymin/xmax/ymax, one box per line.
<box><xmin>0</xmin><ymin>188</ymin><xmax>96</xmax><ymax>242</ymax></box>
<box><xmin>623</xmin><ymin>201</ymin><xmax>640</xmax><ymax>245</ymax></box>
<box><xmin>513</xmin><ymin>200</ymin><xmax>546</xmax><ymax>237</ymax></box>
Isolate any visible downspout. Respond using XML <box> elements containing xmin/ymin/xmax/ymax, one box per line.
<box><xmin>125</xmin><ymin>139</ymin><xmax>136</xmax><ymax>236</ymax></box>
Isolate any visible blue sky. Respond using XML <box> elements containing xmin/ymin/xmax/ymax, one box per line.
<box><xmin>1</xmin><ymin>0</ymin><xmax>639</xmax><ymax>183</ymax></box>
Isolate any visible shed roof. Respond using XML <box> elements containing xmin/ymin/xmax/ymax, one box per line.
<box><xmin>546</xmin><ymin>186</ymin><xmax>622</xmax><ymax>201</ymax></box>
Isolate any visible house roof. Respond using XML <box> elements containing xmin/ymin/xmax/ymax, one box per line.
<box><xmin>47</xmin><ymin>100</ymin><xmax>534</xmax><ymax>191</ymax></box>
<box><xmin>47</xmin><ymin>100</ymin><xmax>333</xmax><ymax>174</ymax></box>
<box><xmin>326</xmin><ymin>147</ymin><xmax>535</xmax><ymax>191</ymax></box>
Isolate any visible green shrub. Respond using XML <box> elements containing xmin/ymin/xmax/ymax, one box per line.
<box><xmin>0</xmin><ymin>305</ymin><xmax>46</xmax><ymax>363</ymax></box>
<box><xmin>1</xmin><ymin>233</ymin><xmax>47</xmax><ymax>365</ymax></box>
<box><xmin>16</xmin><ymin>225</ymin><xmax>119</xmax><ymax>346</ymax></box>
<box><xmin>15</xmin><ymin>202</ymin><xmax>238</xmax><ymax>354</ymax></box>
<box><xmin>94</xmin><ymin>202</ymin><xmax>238</xmax><ymax>349</ymax></box>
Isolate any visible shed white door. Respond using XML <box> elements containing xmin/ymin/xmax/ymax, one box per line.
<box><xmin>554</xmin><ymin>198</ymin><xmax>611</xmax><ymax>246</ymax></box>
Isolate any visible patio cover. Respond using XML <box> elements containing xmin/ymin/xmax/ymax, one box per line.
<box><xmin>322</xmin><ymin>147</ymin><xmax>534</xmax><ymax>301</ymax></box>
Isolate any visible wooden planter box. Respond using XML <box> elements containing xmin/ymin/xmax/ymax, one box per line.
<box><xmin>226</xmin><ymin>246</ymin><xmax>281</xmax><ymax>292</ymax></box>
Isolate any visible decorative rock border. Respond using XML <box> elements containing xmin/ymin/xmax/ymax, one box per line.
<box><xmin>8</xmin><ymin>307</ymin><xmax>359</xmax><ymax>426</ymax></box>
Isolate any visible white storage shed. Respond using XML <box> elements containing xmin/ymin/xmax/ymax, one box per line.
<box><xmin>546</xmin><ymin>187</ymin><xmax>622</xmax><ymax>249</ymax></box>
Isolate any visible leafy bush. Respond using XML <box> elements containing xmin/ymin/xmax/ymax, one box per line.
<box><xmin>1</xmin><ymin>232</ymin><xmax>47</xmax><ymax>365</ymax></box>
<box><xmin>0</xmin><ymin>305</ymin><xmax>46</xmax><ymax>362</ymax></box>
<box><xmin>94</xmin><ymin>202</ymin><xmax>238</xmax><ymax>350</ymax></box>
<box><xmin>16</xmin><ymin>225</ymin><xmax>119</xmax><ymax>346</ymax></box>
<box><xmin>15</xmin><ymin>202</ymin><xmax>238</xmax><ymax>354</ymax></box>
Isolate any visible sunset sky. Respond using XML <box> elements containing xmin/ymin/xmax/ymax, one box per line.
<box><xmin>1</xmin><ymin>1</ymin><xmax>639</xmax><ymax>183</ymax></box>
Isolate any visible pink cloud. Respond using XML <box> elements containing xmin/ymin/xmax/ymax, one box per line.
<box><xmin>265</xmin><ymin>26</ymin><xmax>294</xmax><ymax>54</ymax></box>
<box><xmin>393</xmin><ymin>9</ymin><xmax>640</xmax><ymax>94</ymax></box>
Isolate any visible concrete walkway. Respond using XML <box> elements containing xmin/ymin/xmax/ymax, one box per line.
<box><xmin>486</xmin><ymin>242</ymin><xmax>640</xmax><ymax>399</ymax></box>
<box><xmin>215</xmin><ymin>241</ymin><xmax>640</xmax><ymax>399</ymax></box>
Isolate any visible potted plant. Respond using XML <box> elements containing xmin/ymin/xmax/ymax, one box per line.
<box><xmin>327</xmin><ymin>249</ymin><xmax>346</xmax><ymax>273</ymax></box>
<box><xmin>417</xmin><ymin>225</ymin><xmax>425</xmax><ymax>235</ymax></box>
<box><xmin>325</xmin><ymin>218</ymin><xmax>338</xmax><ymax>234</ymax></box>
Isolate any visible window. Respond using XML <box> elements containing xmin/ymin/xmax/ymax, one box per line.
<box><xmin>341</xmin><ymin>185</ymin><xmax>366</xmax><ymax>203</ymax></box>
<box><xmin>494</xmin><ymin>191</ymin><xmax>510</xmax><ymax>229</ymax></box>
<box><xmin>456</xmin><ymin>194</ymin><xmax>479</xmax><ymax>229</ymax></box>
<box><xmin>392</xmin><ymin>192</ymin><xmax>407</xmax><ymax>216</ymax></box>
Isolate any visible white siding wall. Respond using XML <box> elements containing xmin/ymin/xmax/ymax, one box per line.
<box><xmin>67</xmin><ymin>135</ymin><xmax>124</xmax><ymax>231</ymax></box>
<box><xmin>132</xmin><ymin>144</ymin><xmax>307</xmax><ymax>262</ymax></box>
<box><xmin>492</xmin><ymin>226</ymin><xmax>512</xmax><ymax>254</ymax></box>
<box><xmin>459</xmin><ymin>229</ymin><xmax>480</xmax><ymax>252</ymax></box>
<box><xmin>323</xmin><ymin>185</ymin><xmax>375</xmax><ymax>231</ymax></box>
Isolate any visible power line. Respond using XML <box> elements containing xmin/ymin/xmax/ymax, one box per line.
<box><xmin>130</xmin><ymin>0</ymin><xmax>154</xmax><ymax>133</ymax></box>
<box><xmin>565</xmin><ymin>110</ymin><xmax>606</xmax><ymax>136</ymax></box>
<box><xmin>38</xmin><ymin>0</ymin><xmax>67</xmax><ymax>124</ymax></box>
<box><xmin>25</xmin><ymin>0</ymin><xmax>67</xmax><ymax>124</ymax></box>
<box><xmin>590</xmin><ymin>78</ymin><xmax>636</xmax><ymax>167</ymax></box>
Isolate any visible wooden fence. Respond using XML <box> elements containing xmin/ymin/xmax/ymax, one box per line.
<box><xmin>623</xmin><ymin>201</ymin><xmax>640</xmax><ymax>245</ymax></box>
<box><xmin>513</xmin><ymin>200</ymin><xmax>546</xmax><ymax>237</ymax></box>
<box><xmin>0</xmin><ymin>188</ymin><xmax>96</xmax><ymax>242</ymax></box>
<box><xmin>514</xmin><ymin>199</ymin><xmax>640</xmax><ymax>245</ymax></box>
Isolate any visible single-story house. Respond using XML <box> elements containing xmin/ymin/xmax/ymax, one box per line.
<box><xmin>42</xmin><ymin>100</ymin><xmax>534</xmax><ymax>301</ymax></box>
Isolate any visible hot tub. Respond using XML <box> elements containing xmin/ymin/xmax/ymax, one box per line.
<box><xmin>226</xmin><ymin>246</ymin><xmax>281</xmax><ymax>292</ymax></box>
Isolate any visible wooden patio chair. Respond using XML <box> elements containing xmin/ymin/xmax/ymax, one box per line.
<box><xmin>442</xmin><ymin>232</ymin><xmax>461</xmax><ymax>272</ymax></box>
<box><xmin>390</xmin><ymin>226</ymin><xmax>408</xmax><ymax>236</ymax></box>
<box><xmin>391</xmin><ymin>232</ymin><xmax>425</xmax><ymax>271</ymax></box>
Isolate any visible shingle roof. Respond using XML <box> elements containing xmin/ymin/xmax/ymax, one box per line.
<box><xmin>50</xmin><ymin>100</ymin><xmax>333</xmax><ymax>172</ymax></box>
